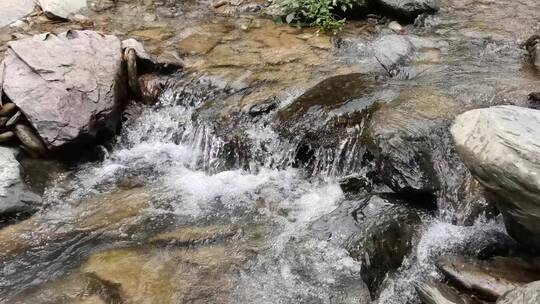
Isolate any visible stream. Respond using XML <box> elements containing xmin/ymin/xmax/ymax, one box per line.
<box><xmin>0</xmin><ymin>0</ymin><xmax>539</xmax><ymax>303</ymax></box>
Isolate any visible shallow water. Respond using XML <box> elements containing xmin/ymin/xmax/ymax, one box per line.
<box><xmin>1</xmin><ymin>0</ymin><xmax>540</xmax><ymax>303</ymax></box>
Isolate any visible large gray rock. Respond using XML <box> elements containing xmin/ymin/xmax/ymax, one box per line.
<box><xmin>373</xmin><ymin>0</ymin><xmax>438</xmax><ymax>19</ymax></box>
<box><xmin>450</xmin><ymin>106</ymin><xmax>540</xmax><ymax>252</ymax></box>
<box><xmin>38</xmin><ymin>0</ymin><xmax>87</xmax><ymax>19</ymax></box>
<box><xmin>0</xmin><ymin>147</ymin><xmax>41</xmax><ymax>216</ymax></box>
<box><xmin>0</xmin><ymin>0</ymin><xmax>35</xmax><ymax>28</ymax></box>
<box><xmin>1</xmin><ymin>30</ymin><xmax>126</xmax><ymax>150</ymax></box>
<box><xmin>497</xmin><ymin>280</ymin><xmax>540</xmax><ymax>304</ymax></box>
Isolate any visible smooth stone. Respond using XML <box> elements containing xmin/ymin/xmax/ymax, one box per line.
<box><xmin>0</xmin><ymin>102</ymin><xmax>17</xmax><ymax>117</ymax></box>
<box><xmin>497</xmin><ymin>280</ymin><xmax>540</xmax><ymax>304</ymax></box>
<box><xmin>0</xmin><ymin>146</ymin><xmax>41</xmax><ymax>217</ymax></box>
<box><xmin>2</xmin><ymin>31</ymin><xmax>125</xmax><ymax>150</ymax></box>
<box><xmin>0</xmin><ymin>131</ymin><xmax>15</xmax><ymax>142</ymax></box>
<box><xmin>125</xmin><ymin>48</ymin><xmax>139</xmax><ymax>96</ymax></box>
<box><xmin>5</xmin><ymin>110</ymin><xmax>22</xmax><ymax>127</ymax></box>
<box><xmin>0</xmin><ymin>0</ymin><xmax>35</xmax><ymax>28</ymax></box>
<box><xmin>437</xmin><ymin>255</ymin><xmax>540</xmax><ymax>300</ymax></box>
<box><xmin>415</xmin><ymin>280</ymin><xmax>478</xmax><ymax>304</ymax></box>
<box><xmin>38</xmin><ymin>0</ymin><xmax>87</xmax><ymax>20</ymax></box>
<box><xmin>451</xmin><ymin>106</ymin><xmax>540</xmax><ymax>252</ymax></box>
<box><xmin>14</xmin><ymin>124</ymin><xmax>47</xmax><ymax>155</ymax></box>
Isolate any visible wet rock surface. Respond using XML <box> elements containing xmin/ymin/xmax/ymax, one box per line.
<box><xmin>0</xmin><ymin>0</ymin><xmax>539</xmax><ymax>303</ymax></box>
<box><xmin>1</xmin><ymin>30</ymin><xmax>125</xmax><ymax>151</ymax></box>
<box><xmin>497</xmin><ymin>280</ymin><xmax>540</xmax><ymax>304</ymax></box>
<box><xmin>451</xmin><ymin>106</ymin><xmax>540</xmax><ymax>252</ymax></box>
<box><xmin>437</xmin><ymin>255</ymin><xmax>540</xmax><ymax>301</ymax></box>
<box><xmin>0</xmin><ymin>147</ymin><xmax>41</xmax><ymax>218</ymax></box>
<box><xmin>415</xmin><ymin>280</ymin><xmax>478</xmax><ymax>304</ymax></box>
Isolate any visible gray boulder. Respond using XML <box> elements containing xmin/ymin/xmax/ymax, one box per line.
<box><xmin>374</xmin><ymin>0</ymin><xmax>438</xmax><ymax>19</ymax></box>
<box><xmin>1</xmin><ymin>30</ymin><xmax>126</xmax><ymax>150</ymax></box>
<box><xmin>0</xmin><ymin>0</ymin><xmax>35</xmax><ymax>28</ymax></box>
<box><xmin>450</xmin><ymin>106</ymin><xmax>540</xmax><ymax>252</ymax></box>
<box><xmin>38</xmin><ymin>0</ymin><xmax>86</xmax><ymax>19</ymax></box>
<box><xmin>497</xmin><ymin>281</ymin><xmax>540</xmax><ymax>304</ymax></box>
<box><xmin>0</xmin><ymin>147</ymin><xmax>41</xmax><ymax>216</ymax></box>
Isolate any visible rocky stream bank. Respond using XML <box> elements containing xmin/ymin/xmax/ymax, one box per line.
<box><xmin>0</xmin><ymin>0</ymin><xmax>540</xmax><ymax>303</ymax></box>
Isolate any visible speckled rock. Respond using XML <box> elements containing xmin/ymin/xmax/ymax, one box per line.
<box><xmin>451</xmin><ymin>106</ymin><xmax>540</xmax><ymax>252</ymax></box>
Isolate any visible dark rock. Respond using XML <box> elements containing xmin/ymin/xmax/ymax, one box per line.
<box><xmin>373</xmin><ymin>0</ymin><xmax>438</xmax><ymax>19</ymax></box>
<box><xmin>0</xmin><ymin>147</ymin><xmax>41</xmax><ymax>217</ymax></box>
<box><xmin>0</xmin><ymin>102</ymin><xmax>17</xmax><ymax>116</ymax></box>
<box><xmin>249</xmin><ymin>98</ymin><xmax>278</xmax><ymax>116</ymax></box>
<box><xmin>278</xmin><ymin>79</ymin><xmax>488</xmax><ymax>224</ymax></box>
<box><xmin>524</xmin><ymin>34</ymin><xmax>539</xmax><ymax>69</ymax></box>
<box><xmin>311</xmin><ymin>194</ymin><xmax>422</xmax><ymax>297</ymax></box>
<box><xmin>497</xmin><ymin>280</ymin><xmax>540</xmax><ymax>304</ymax></box>
<box><xmin>451</xmin><ymin>106</ymin><xmax>540</xmax><ymax>252</ymax></box>
<box><xmin>2</xmin><ymin>30</ymin><xmax>126</xmax><ymax>151</ymax></box>
<box><xmin>528</xmin><ymin>92</ymin><xmax>540</xmax><ymax>109</ymax></box>
<box><xmin>437</xmin><ymin>255</ymin><xmax>540</xmax><ymax>301</ymax></box>
<box><xmin>415</xmin><ymin>280</ymin><xmax>478</xmax><ymax>304</ymax></box>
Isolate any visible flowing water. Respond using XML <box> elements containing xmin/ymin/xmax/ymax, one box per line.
<box><xmin>1</xmin><ymin>0</ymin><xmax>540</xmax><ymax>303</ymax></box>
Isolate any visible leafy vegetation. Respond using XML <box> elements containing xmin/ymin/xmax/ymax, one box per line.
<box><xmin>271</xmin><ymin>0</ymin><xmax>355</xmax><ymax>32</ymax></box>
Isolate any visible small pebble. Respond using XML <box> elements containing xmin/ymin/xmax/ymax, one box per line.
<box><xmin>388</xmin><ymin>21</ymin><xmax>406</xmax><ymax>35</ymax></box>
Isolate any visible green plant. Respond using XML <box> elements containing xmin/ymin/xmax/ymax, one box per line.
<box><xmin>271</xmin><ymin>0</ymin><xmax>354</xmax><ymax>32</ymax></box>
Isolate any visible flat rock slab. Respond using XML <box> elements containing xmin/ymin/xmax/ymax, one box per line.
<box><xmin>0</xmin><ymin>147</ymin><xmax>41</xmax><ymax>215</ymax></box>
<box><xmin>415</xmin><ymin>280</ymin><xmax>477</xmax><ymax>304</ymax></box>
<box><xmin>438</xmin><ymin>255</ymin><xmax>540</xmax><ymax>301</ymax></box>
<box><xmin>497</xmin><ymin>280</ymin><xmax>540</xmax><ymax>304</ymax></box>
<box><xmin>0</xmin><ymin>0</ymin><xmax>35</xmax><ymax>28</ymax></box>
<box><xmin>451</xmin><ymin>106</ymin><xmax>540</xmax><ymax>252</ymax></box>
<box><xmin>2</xmin><ymin>30</ymin><xmax>125</xmax><ymax>150</ymax></box>
<box><xmin>38</xmin><ymin>0</ymin><xmax>87</xmax><ymax>19</ymax></box>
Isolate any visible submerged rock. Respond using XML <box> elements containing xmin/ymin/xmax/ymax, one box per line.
<box><xmin>1</xmin><ymin>30</ymin><xmax>126</xmax><ymax>151</ymax></box>
<box><xmin>346</xmin><ymin>195</ymin><xmax>422</xmax><ymax>296</ymax></box>
<box><xmin>497</xmin><ymin>280</ymin><xmax>540</xmax><ymax>304</ymax></box>
<box><xmin>0</xmin><ymin>147</ymin><xmax>41</xmax><ymax>217</ymax></box>
<box><xmin>79</xmin><ymin>244</ymin><xmax>243</xmax><ymax>303</ymax></box>
<box><xmin>38</xmin><ymin>0</ymin><xmax>87</xmax><ymax>20</ymax></box>
<box><xmin>437</xmin><ymin>256</ymin><xmax>540</xmax><ymax>300</ymax></box>
<box><xmin>451</xmin><ymin>106</ymin><xmax>540</xmax><ymax>252</ymax></box>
